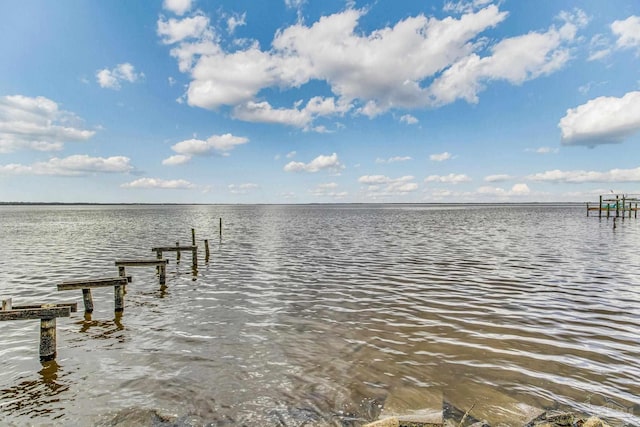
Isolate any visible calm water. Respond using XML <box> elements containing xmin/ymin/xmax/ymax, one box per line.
<box><xmin>0</xmin><ymin>204</ymin><xmax>639</xmax><ymax>426</ymax></box>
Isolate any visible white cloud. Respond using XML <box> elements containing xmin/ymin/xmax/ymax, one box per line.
<box><xmin>484</xmin><ymin>174</ymin><xmax>512</xmax><ymax>182</ymax></box>
<box><xmin>162</xmin><ymin>5</ymin><xmax>586</xmax><ymax>127</ymax></box>
<box><xmin>587</xmin><ymin>34</ymin><xmax>612</xmax><ymax>61</ymax></box>
<box><xmin>477</xmin><ymin>183</ymin><xmax>531</xmax><ymax>196</ymax></box>
<box><xmin>96</xmin><ymin>63</ymin><xmax>144</xmax><ymax>90</ymax></box>
<box><xmin>612</xmin><ymin>15</ymin><xmax>640</xmax><ymax>50</ymax></box>
<box><xmin>163</xmin><ymin>0</ymin><xmax>193</xmax><ymax>16</ymax></box>
<box><xmin>443</xmin><ymin>0</ymin><xmax>493</xmax><ymax>14</ymax></box>
<box><xmin>227</xmin><ymin>13</ymin><xmax>246</xmax><ymax>34</ymax></box>
<box><xmin>310</xmin><ymin>182</ymin><xmax>347</xmax><ymax>198</ymax></box>
<box><xmin>429</xmin><ymin>152</ymin><xmax>453</xmax><ymax>162</ymax></box>
<box><xmin>232</xmin><ymin>97</ymin><xmax>350</xmax><ymax>130</ymax></box>
<box><xmin>0</xmin><ymin>95</ymin><xmax>95</xmax><ymax>153</ymax></box>
<box><xmin>526</xmin><ymin>167</ymin><xmax>640</xmax><ymax>183</ymax></box>
<box><xmin>229</xmin><ymin>183</ymin><xmax>258</xmax><ymax>194</ymax></box>
<box><xmin>162</xmin><ymin>154</ymin><xmax>191</xmax><ymax>165</ymax></box>
<box><xmin>428</xmin><ymin>9</ymin><xmax>587</xmax><ymax>105</ymax></box>
<box><xmin>375</xmin><ymin>156</ymin><xmax>412</xmax><ymax>164</ymax></box>
<box><xmin>525</xmin><ymin>146</ymin><xmax>559</xmax><ymax>154</ymax></box>
<box><xmin>400</xmin><ymin>114</ymin><xmax>418</xmax><ymax>125</ymax></box>
<box><xmin>286</xmin><ymin>151</ymin><xmax>297</xmax><ymax>159</ymax></box>
<box><xmin>425</xmin><ymin>173</ymin><xmax>471</xmax><ymax>184</ymax></box>
<box><xmin>157</xmin><ymin>15</ymin><xmax>212</xmax><ymax>45</ymax></box>
<box><xmin>284</xmin><ymin>153</ymin><xmax>344</xmax><ymax>173</ymax></box>
<box><xmin>0</xmin><ymin>155</ymin><xmax>132</xmax><ymax>176</ymax></box>
<box><xmin>359</xmin><ymin>175</ymin><xmax>418</xmax><ymax>198</ymax></box>
<box><xmin>559</xmin><ymin>91</ymin><xmax>640</xmax><ymax>146</ymax></box>
<box><xmin>121</xmin><ymin>177</ymin><xmax>195</xmax><ymax>189</ymax></box>
<box><xmin>163</xmin><ymin>133</ymin><xmax>249</xmax><ymax>164</ymax></box>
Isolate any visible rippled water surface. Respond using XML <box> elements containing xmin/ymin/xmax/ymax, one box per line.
<box><xmin>0</xmin><ymin>204</ymin><xmax>639</xmax><ymax>426</ymax></box>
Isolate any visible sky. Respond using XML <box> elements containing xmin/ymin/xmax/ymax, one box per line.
<box><xmin>1</xmin><ymin>0</ymin><xmax>639</xmax><ymax>204</ymax></box>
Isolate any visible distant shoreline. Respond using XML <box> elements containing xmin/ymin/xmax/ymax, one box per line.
<box><xmin>0</xmin><ymin>201</ymin><xmax>585</xmax><ymax>206</ymax></box>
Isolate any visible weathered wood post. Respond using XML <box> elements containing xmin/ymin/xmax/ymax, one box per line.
<box><xmin>599</xmin><ymin>195</ymin><xmax>603</xmax><ymax>218</ymax></box>
<box><xmin>191</xmin><ymin>228</ymin><xmax>196</xmax><ymax>246</ymax></box>
<box><xmin>219</xmin><ymin>218</ymin><xmax>222</xmax><ymax>238</ymax></box>
<box><xmin>58</xmin><ymin>277</ymin><xmax>130</xmax><ymax>313</ymax></box>
<box><xmin>114</xmin><ymin>283</ymin><xmax>125</xmax><ymax>312</ymax></box>
<box><xmin>176</xmin><ymin>241</ymin><xmax>181</xmax><ymax>262</ymax></box>
<box><xmin>586</xmin><ymin>202</ymin><xmax>589</xmax><ymax>217</ymax></box>
<box><xmin>39</xmin><ymin>304</ymin><xmax>57</xmax><ymax>362</ymax></box>
<box><xmin>82</xmin><ymin>289</ymin><xmax>94</xmax><ymax>313</ymax></box>
<box><xmin>1</xmin><ymin>302</ymin><xmax>76</xmax><ymax>362</ymax></box>
<box><xmin>2</xmin><ymin>298</ymin><xmax>11</xmax><ymax>311</ymax></box>
<box><xmin>115</xmin><ymin>259</ymin><xmax>168</xmax><ymax>286</ymax></box>
<box><xmin>204</xmin><ymin>239</ymin><xmax>210</xmax><ymax>262</ymax></box>
<box><xmin>636</xmin><ymin>203</ymin><xmax>638</xmax><ymax>219</ymax></box>
<box><xmin>192</xmin><ymin>246</ymin><xmax>198</xmax><ymax>269</ymax></box>
<box><xmin>607</xmin><ymin>203</ymin><xmax>610</xmax><ymax>218</ymax></box>
<box><xmin>616</xmin><ymin>194</ymin><xmax>620</xmax><ymax>217</ymax></box>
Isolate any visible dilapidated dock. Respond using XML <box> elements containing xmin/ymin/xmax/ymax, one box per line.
<box><xmin>587</xmin><ymin>193</ymin><xmax>639</xmax><ymax>218</ymax></box>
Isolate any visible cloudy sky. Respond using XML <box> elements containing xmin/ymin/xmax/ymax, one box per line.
<box><xmin>1</xmin><ymin>0</ymin><xmax>639</xmax><ymax>203</ymax></box>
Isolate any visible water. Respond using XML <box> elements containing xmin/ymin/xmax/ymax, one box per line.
<box><xmin>0</xmin><ymin>204</ymin><xmax>639</xmax><ymax>426</ymax></box>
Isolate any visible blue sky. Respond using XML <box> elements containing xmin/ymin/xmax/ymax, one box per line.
<box><xmin>1</xmin><ymin>0</ymin><xmax>639</xmax><ymax>203</ymax></box>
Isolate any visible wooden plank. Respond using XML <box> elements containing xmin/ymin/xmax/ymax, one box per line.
<box><xmin>115</xmin><ymin>259</ymin><xmax>169</xmax><ymax>266</ymax></box>
<box><xmin>0</xmin><ymin>306</ymin><xmax>71</xmax><ymax>321</ymax></box>
<box><xmin>58</xmin><ymin>276</ymin><xmax>130</xmax><ymax>291</ymax></box>
<box><xmin>152</xmin><ymin>246</ymin><xmax>197</xmax><ymax>252</ymax></box>
<box><xmin>12</xmin><ymin>303</ymin><xmax>78</xmax><ymax>313</ymax></box>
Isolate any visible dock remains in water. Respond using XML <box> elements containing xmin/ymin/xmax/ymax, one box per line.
<box><xmin>587</xmin><ymin>193</ymin><xmax>639</xmax><ymax>218</ymax></box>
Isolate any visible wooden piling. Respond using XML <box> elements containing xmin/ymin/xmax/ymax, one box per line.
<box><xmin>152</xmin><ymin>246</ymin><xmax>197</xmax><ymax>270</ymax></box>
<box><xmin>599</xmin><ymin>195</ymin><xmax>602</xmax><ymax>218</ymax></box>
<box><xmin>586</xmin><ymin>202</ymin><xmax>589</xmax><ymax>217</ymax></box>
<box><xmin>39</xmin><ymin>305</ymin><xmax>57</xmax><ymax>362</ymax></box>
<box><xmin>191</xmin><ymin>228</ymin><xmax>196</xmax><ymax>246</ymax></box>
<box><xmin>2</xmin><ymin>298</ymin><xmax>11</xmax><ymax>311</ymax></box>
<box><xmin>114</xmin><ymin>284</ymin><xmax>124</xmax><ymax>312</ymax></box>
<box><xmin>616</xmin><ymin>194</ymin><xmax>620</xmax><ymax>217</ymax></box>
<box><xmin>204</xmin><ymin>239</ymin><xmax>210</xmax><ymax>262</ymax></box>
<box><xmin>58</xmin><ymin>277</ymin><xmax>130</xmax><ymax>313</ymax></box>
<box><xmin>176</xmin><ymin>241</ymin><xmax>181</xmax><ymax>262</ymax></box>
<box><xmin>0</xmin><ymin>303</ymin><xmax>76</xmax><ymax>361</ymax></box>
<box><xmin>115</xmin><ymin>259</ymin><xmax>169</xmax><ymax>286</ymax></box>
<box><xmin>219</xmin><ymin>218</ymin><xmax>222</xmax><ymax>238</ymax></box>
<box><xmin>82</xmin><ymin>289</ymin><xmax>94</xmax><ymax>313</ymax></box>
<box><xmin>192</xmin><ymin>247</ymin><xmax>198</xmax><ymax>269</ymax></box>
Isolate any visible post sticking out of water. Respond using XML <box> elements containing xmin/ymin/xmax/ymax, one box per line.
<box><xmin>191</xmin><ymin>228</ymin><xmax>196</xmax><ymax>246</ymax></box>
<box><xmin>586</xmin><ymin>202</ymin><xmax>589</xmax><ymax>217</ymax></box>
<box><xmin>39</xmin><ymin>304</ymin><xmax>57</xmax><ymax>362</ymax></box>
<box><xmin>599</xmin><ymin>195</ymin><xmax>603</xmax><ymax>218</ymax></box>
<box><xmin>616</xmin><ymin>194</ymin><xmax>620</xmax><ymax>217</ymax></box>
<box><xmin>176</xmin><ymin>241</ymin><xmax>181</xmax><ymax>262</ymax></box>
<box><xmin>219</xmin><ymin>218</ymin><xmax>222</xmax><ymax>238</ymax></box>
<box><xmin>2</xmin><ymin>298</ymin><xmax>11</xmax><ymax>311</ymax></box>
<box><xmin>192</xmin><ymin>246</ymin><xmax>198</xmax><ymax>269</ymax></box>
<box><xmin>613</xmin><ymin>217</ymin><xmax>617</xmax><ymax>229</ymax></box>
<box><xmin>204</xmin><ymin>239</ymin><xmax>210</xmax><ymax>262</ymax></box>
<box><xmin>82</xmin><ymin>289</ymin><xmax>94</xmax><ymax>313</ymax></box>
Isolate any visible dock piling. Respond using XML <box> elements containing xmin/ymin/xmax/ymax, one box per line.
<box><xmin>191</xmin><ymin>228</ymin><xmax>196</xmax><ymax>246</ymax></box>
<box><xmin>204</xmin><ymin>239</ymin><xmax>210</xmax><ymax>262</ymax></box>
<box><xmin>0</xmin><ymin>302</ymin><xmax>77</xmax><ymax>361</ymax></box>
<box><xmin>58</xmin><ymin>277</ymin><xmax>130</xmax><ymax>313</ymax></box>
<box><xmin>219</xmin><ymin>218</ymin><xmax>222</xmax><ymax>238</ymax></box>
<box><xmin>2</xmin><ymin>298</ymin><xmax>11</xmax><ymax>311</ymax></box>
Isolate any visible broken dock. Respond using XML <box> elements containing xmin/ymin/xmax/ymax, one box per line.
<box><xmin>587</xmin><ymin>193</ymin><xmax>639</xmax><ymax>218</ymax></box>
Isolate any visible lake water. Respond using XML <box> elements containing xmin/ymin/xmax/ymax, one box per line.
<box><xmin>0</xmin><ymin>204</ymin><xmax>639</xmax><ymax>426</ymax></box>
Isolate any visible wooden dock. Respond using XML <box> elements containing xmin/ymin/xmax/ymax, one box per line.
<box><xmin>587</xmin><ymin>193</ymin><xmax>639</xmax><ymax>218</ymax></box>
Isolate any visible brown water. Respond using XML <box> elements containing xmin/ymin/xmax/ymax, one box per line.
<box><xmin>0</xmin><ymin>204</ymin><xmax>638</xmax><ymax>426</ymax></box>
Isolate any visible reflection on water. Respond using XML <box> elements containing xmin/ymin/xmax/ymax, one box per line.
<box><xmin>0</xmin><ymin>204</ymin><xmax>639</xmax><ymax>426</ymax></box>
<box><xmin>0</xmin><ymin>361</ymin><xmax>70</xmax><ymax>420</ymax></box>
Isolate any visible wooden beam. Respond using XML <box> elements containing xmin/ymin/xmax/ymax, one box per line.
<box><xmin>12</xmin><ymin>302</ymin><xmax>78</xmax><ymax>312</ymax></box>
<box><xmin>58</xmin><ymin>276</ymin><xmax>130</xmax><ymax>291</ymax></box>
<box><xmin>0</xmin><ymin>306</ymin><xmax>71</xmax><ymax>321</ymax></box>
<box><xmin>152</xmin><ymin>246</ymin><xmax>197</xmax><ymax>252</ymax></box>
<box><xmin>115</xmin><ymin>259</ymin><xmax>169</xmax><ymax>267</ymax></box>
